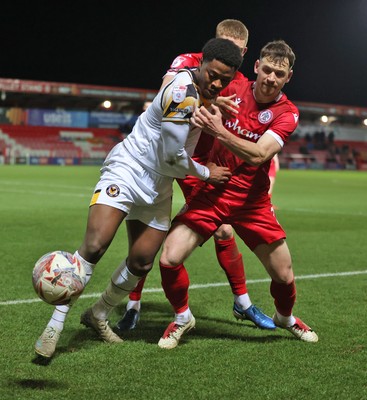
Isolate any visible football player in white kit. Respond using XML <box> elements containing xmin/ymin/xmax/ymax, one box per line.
<box><xmin>34</xmin><ymin>37</ymin><xmax>243</xmax><ymax>357</ymax></box>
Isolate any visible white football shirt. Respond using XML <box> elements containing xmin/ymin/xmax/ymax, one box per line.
<box><xmin>122</xmin><ymin>69</ymin><xmax>209</xmax><ymax>180</ymax></box>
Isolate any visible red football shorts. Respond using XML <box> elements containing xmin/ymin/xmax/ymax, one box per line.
<box><xmin>176</xmin><ymin>175</ymin><xmax>201</xmax><ymax>200</ymax></box>
<box><xmin>173</xmin><ymin>194</ymin><xmax>286</xmax><ymax>251</ymax></box>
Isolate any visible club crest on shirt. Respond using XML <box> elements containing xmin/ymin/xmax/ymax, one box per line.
<box><xmin>258</xmin><ymin>109</ymin><xmax>273</xmax><ymax>124</ymax></box>
<box><xmin>172</xmin><ymin>85</ymin><xmax>187</xmax><ymax>103</ymax></box>
<box><xmin>106</xmin><ymin>184</ymin><xmax>120</xmax><ymax>197</ymax></box>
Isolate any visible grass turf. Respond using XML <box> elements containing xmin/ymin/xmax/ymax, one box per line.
<box><xmin>0</xmin><ymin>166</ymin><xmax>366</xmax><ymax>399</ymax></box>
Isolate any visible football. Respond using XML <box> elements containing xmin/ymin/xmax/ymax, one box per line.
<box><xmin>32</xmin><ymin>250</ymin><xmax>86</xmax><ymax>306</ymax></box>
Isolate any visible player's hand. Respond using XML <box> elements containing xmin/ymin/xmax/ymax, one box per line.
<box><xmin>215</xmin><ymin>93</ymin><xmax>239</xmax><ymax>119</ymax></box>
<box><xmin>205</xmin><ymin>162</ymin><xmax>231</xmax><ymax>184</ymax></box>
<box><xmin>190</xmin><ymin>105</ymin><xmax>226</xmax><ymax>137</ymax></box>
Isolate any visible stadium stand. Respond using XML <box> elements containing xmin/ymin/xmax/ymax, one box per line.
<box><xmin>0</xmin><ymin>125</ymin><xmax>122</xmax><ymax>163</ymax></box>
<box><xmin>0</xmin><ymin>78</ymin><xmax>366</xmax><ymax>169</ymax></box>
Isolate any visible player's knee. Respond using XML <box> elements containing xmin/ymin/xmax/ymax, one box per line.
<box><xmin>160</xmin><ymin>247</ymin><xmax>182</xmax><ymax>267</ymax></box>
<box><xmin>214</xmin><ymin>224</ymin><xmax>233</xmax><ymax>241</ymax></box>
<box><xmin>127</xmin><ymin>258</ymin><xmax>154</xmax><ymax>276</ymax></box>
<box><xmin>79</xmin><ymin>237</ymin><xmax>109</xmax><ymax>264</ymax></box>
<box><xmin>273</xmin><ymin>263</ymin><xmax>293</xmax><ymax>284</ymax></box>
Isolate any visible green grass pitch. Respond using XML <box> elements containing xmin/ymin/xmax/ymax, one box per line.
<box><xmin>0</xmin><ymin>165</ymin><xmax>366</xmax><ymax>399</ymax></box>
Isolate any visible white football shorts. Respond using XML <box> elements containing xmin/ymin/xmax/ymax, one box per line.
<box><xmin>89</xmin><ymin>143</ymin><xmax>173</xmax><ymax>231</ymax></box>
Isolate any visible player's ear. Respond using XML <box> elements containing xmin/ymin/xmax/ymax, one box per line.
<box><xmin>254</xmin><ymin>59</ymin><xmax>260</xmax><ymax>73</ymax></box>
<box><xmin>241</xmin><ymin>47</ymin><xmax>248</xmax><ymax>57</ymax></box>
<box><xmin>286</xmin><ymin>69</ymin><xmax>293</xmax><ymax>83</ymax></box>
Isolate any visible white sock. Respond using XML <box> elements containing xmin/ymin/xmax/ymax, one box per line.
<box><xmin>126</xmin><ymin>300</ymin><xmax>141</xmax><ymax>312</ymax></box>
<box><xmin>47</xmin><ymin>251</ymin><xmax>95</xmax><ymax>332</ymax></box>
<box><xmin>175</xmin><ymin>308</ymin><xmax>193</xmax><ymax>325</ymax></box>
<box><xmin>74</xmin><ymin>250</ymin><xmax>95</xmax><ymax>285</ymax></box>
<box><xmin>234</xmin><ymin>293</ymin><xmax>252</xmax><ymax>310</ymax></box>
<box><xmin>276</xmin><ymin>311</ymin><xmax>296</xmax><ymax>327</ymax></box>
<box><xmin>92</xmin><ymin>260</ymin><xmax>141</xmax><ymax>320</ymax></box>
<box><xmin>47</xmin><ymin>306</ymin><xmax>70</xmax><ymax>331</ymax></box>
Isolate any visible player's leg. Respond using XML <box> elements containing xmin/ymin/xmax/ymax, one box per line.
<box><xmin>158</xmin><ymin>222</ymin><xmax>203</xmax><ymax>349</ymax></box>
<box><xmin>214</xmin><ymin>223</ymin><xmax>275</xmax><ymax>329</ymax></box>
<box><xmin>214</xmin><ymin>224</ymin><xmax>249</xmax><ymax>302</ymax></box>
<box><xmin>81</xmin><ymin>163</ymin><xmax>173</xmax><ymax>341</ymax></box>
<box><xmin>82</xmin><ymin>219</ymin><xmax>167</xmax><ymax>342</ymax></box>
<box><xmin>35</xmin><ymin>204</ymin><xmax>126</xmax><ymax>358</ymax></box>
<box><xmin>254</xmin><ymin>239</ymin><xmax>318</xmax><ymax>342</ymax></box>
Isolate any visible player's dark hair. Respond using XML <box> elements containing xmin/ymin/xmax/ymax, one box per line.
<box><xmin>260</xmin><ymin>40</ymin><xmax>296</xmax><ymax>69</ymax></box>
<box><xmin>202</xmin><ymin>38</ymin><xmax>243</xmax><ymax>70</ymax></box>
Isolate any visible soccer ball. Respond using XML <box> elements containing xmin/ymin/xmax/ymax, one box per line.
<box><xmin>32</xmin><ymin>250</ymin><xmax>86</xmax><ymax>306</ymax></box>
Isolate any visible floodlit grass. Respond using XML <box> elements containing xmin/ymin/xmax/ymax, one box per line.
<box><xmin>0</xmin><ymin>166</ymin><xmax>366</xmax><ymax>400</ymax></box>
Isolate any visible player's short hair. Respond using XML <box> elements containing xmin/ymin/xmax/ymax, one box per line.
<box><xmin>260</xmin><ymin>40</ymin><xmax>296</xmax><ymax>69</ymax></box>
<box><xmin>216</xmin><ymin>19</ymin><xmax>249</xmax><ymax>46</ymax></box>
<box><xmin>202</xmin><ymin>38</ymin><xmax>243</xmax><ymax>70</ymax></box>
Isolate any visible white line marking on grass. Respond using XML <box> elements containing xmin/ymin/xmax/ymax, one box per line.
<box><xmin>0</xmin><ymin>179</ymin><xmax>93</xmax><ymax>191</ymax></box>
<box><xmin>1</xmin><ymin>269</ymin><xmax>366</xmax><ymax>306</ymax></box>
<box><xmin>1</xmin><ymin>188</ymin><xmax>90</xmax><ymax>197</ymax></box>
<box><xmin>283</xmin><ymin>207</ymin><xmax>367</xmax><ymax>217</ymax></box>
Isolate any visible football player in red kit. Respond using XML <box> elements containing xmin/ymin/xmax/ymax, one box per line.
<box><xmin>158</xmin><ymin>39</ymin><xmax>318</xmax><ymax>349</ymax></box>
<box><xmin>117</xmin><ymin>19</ymin><xmax>276</xmax><ymax>333</ymax></box>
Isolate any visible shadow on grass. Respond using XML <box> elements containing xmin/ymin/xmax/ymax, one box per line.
<box><xmin>135</xmin><ymin>301</ymin><xmax>285</xmax><ymax>344</ymax></box>
<box><xmin>78</xmin><ymin>301</ymin><xmax>284</xmax><ymax>348</ymax></box>
<box><xmin>10</xmin><ymin>377</ymin><xmax>66</xmax><ymax>390</ymax></box>
<box><xmin>31</xmin><ymin>354</ymin><xmax>53</xmax><ymax>366</ymax></box>
<box><xmin>37</xmin><ymin>300</ymin><xmax>286</xmax><ymax>359</ymax></box>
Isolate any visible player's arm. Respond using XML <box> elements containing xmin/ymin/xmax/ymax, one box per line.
<box><xmin>191</xmin><ymin>104</ymin><xmax>281</xmax><ymax>166</ymax></box>
<box><xmin>161</xmin><ymin>120</ymin><xmax>231</xmax><ymax>182</ymax></box>
<box><xmin>160</xmin><ymin>75</ymin><xmax>175</xmax><ymax>91</ymax></box>
<box><xmin>273</xmin><ymin>153</ymin><xmax>280</xmax><ymax>171</ymax></box>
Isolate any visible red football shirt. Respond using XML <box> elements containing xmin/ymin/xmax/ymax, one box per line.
<box><xmin>199</xmin><ymin>80</ymin><xmax>299</xmax><ymax>205</ymax></box>
<box><xmin>167</xmin><ymin>52</ymin><xmax>250</xmax><ymax>198</ymax></box>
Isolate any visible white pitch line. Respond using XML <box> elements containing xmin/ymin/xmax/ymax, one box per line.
<box><xmin>1</xmin><ymin>269</ymin><xmax>366</xmax><ymax>306</ymax></box>
<box><xmin>1</xmin><ymin>188</ymin><xmax>91</xmax><ymax>198</ymax></box>
<box><xmin>284</xmin><ymin>208</ymin><xmax>367</xmax><ymax>217</ymax></box>
<box><xmin>0</xmin><ymin>179</ymin><xmax>94</xmax><ymax>191</ymax></box>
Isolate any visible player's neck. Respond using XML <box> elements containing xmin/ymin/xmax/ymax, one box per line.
<box><xmin>252</xmin><ymin>82</ymin><xmax>283</xmax><ymax>104</ymax></box>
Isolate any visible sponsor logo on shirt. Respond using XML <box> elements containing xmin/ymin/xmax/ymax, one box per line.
<box><xmin>224</xmin><ymin>119</ymin><xmax>262</xmax><ymax>142</ymax></box>
<box><xmin>169</xmin><ymin>106</ymin><xmax>193</xmax><ymax>116</ymax></box>
<box><xmin>293</xmin><ymin>113</ymin><xmax>299</xmax><ymax>123</ymax></box>
<box><xmin>258</xmin><ymin>109</ymin><xmax>273</xmax><ymax>124</ymax></box>
<box><xmin>172</xmin><ymin>85</ymin><xmax>187</xmax><ymax>103</ymax></box>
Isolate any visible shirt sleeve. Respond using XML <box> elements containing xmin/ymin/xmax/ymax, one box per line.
<box><xmin>267</xmin><ymin>109</ymin><xmax>299</xmax><ymax>146</ymax></box>
<box><xmin>161</xmin><ymin>121</ymin><xmax>209</xmax><ymax>180</ymax></box>
<box><xmin>163</xmin><ymin>53</ymin><xmax>202</xmax><ymax>77</ymax></box>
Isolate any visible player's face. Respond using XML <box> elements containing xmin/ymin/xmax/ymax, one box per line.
<box><xmin>254</xmin><ymin>56</ymin><xmax>293</xmax><ymax>102</ymax></box>
<box><xmin>198</xmin><ymin>59</ymin><xmax>236</xmax><ymax>100</ymax></box>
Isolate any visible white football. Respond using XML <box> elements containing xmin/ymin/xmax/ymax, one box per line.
<box><xmin>32</xmin><ymin>250</ymin><xmax>86</xmax><ymax>305</ymax></box>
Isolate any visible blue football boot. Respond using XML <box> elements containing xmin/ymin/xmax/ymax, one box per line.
<box><xmin>233</xmin><ymin>303</ymin><xmax>276</xmax><ymax>330</ymax></box>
